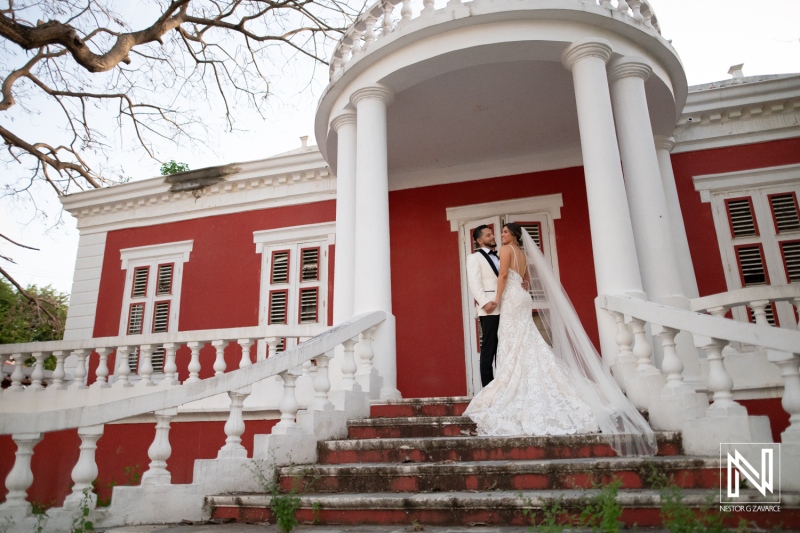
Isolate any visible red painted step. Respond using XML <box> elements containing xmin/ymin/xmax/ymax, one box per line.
<box><xmin>347</xmin><ymin>415</ymin><xmax>475</xmax><ymax>439</ymax></box>
<box><xmin>370</xmin><ymin>398</ymin><xmax>470</xmax><ymax>418</ymax></box>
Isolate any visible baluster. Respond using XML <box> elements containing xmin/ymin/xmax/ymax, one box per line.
<box><xmin>627</xmin><ymin>0</ymin><xmax>644</xmax><ymax>22</ymax></box>
<box><xmin>1</xmin><ymin>433</ymin><xmax>42</xmax><ymax>510</ymax></box>
<box><xmin>357</xmin><ymin>327</ymin><xmax>376</xmax><ymax>378</ymax></box>
<box><xmin>141</xmin><ymin>408</ymin><xmax>177</xmax><ymax>485</ymax></box>
<box><xmin>630</xmin><ymin>319</ymin><xmax>657</xmax><ymax>373</ymax></box>
<box><xmin>340</xmin><ymin>337</ymin><xmax>359</xmax><ymax>390</ymax></box>
<box><xmin>599</xmin><ymin>0</ymin><xmax>613</xmax><ymax>8</ymax></box>
<box><xmin>64</xmin><ymin>425</ymin><xmax>104</xmax><ymax>508</ymax></box>
<box><xmin>137</xmin><ymin>345</ymin><xmax>155</xmax><ymax>386</ymax></box>
<box><xmin>350</xmin><ymin>27</ymin><xmax>364</xmax><ymax>57</ymax></box>
<box><xmin>793</xmin><ymin>298</ymin><xmax>800</xmax><ymax>330</ymax></box>
<box><xmin>266</xmin><ymin>337</ymin><xmax>281</xmax><ymax>359</ymax></box>
<box><xmin>656</xmin><ymin>327</ymin><xmax>684</xmax><ymax>387</ymax></box>
<box><xmin>640</xmin><ymin>3</ymin><xmax>654</xmax><ymax>28</ymax></box>
<box><xmin>186</xmin><ymin>341</ymin><xmax>203</xmax><ymax>383</ymax></box>
<box><xmin>749</xmin><ymin>300</ymin><xmax>771</xmax><ymax>326</ymax></box>
<box><xmin>769</xmin><ymin>352</ymin><xmax>800</xmax><ymax>441</ymax></box>
<box><xmin>69</xmin><ymin>349</ymin><xmax>90</xmax><ymax>389</ymax></box>
<box><xmin>616</xmin><ymin>0</ymin><xmax>629</xmax><ymax>14</ymax></box>
<box><xmin>274</xmin><ymin>370</ymin><xmax>300</xmax><ymax>434</ymax></box>
<box><xmin>50</xmin><ymin>350</ymin><xmax>67</xmax><ymax>390</ymax></box>
<box><xmin>340</xmin><ymin>43</ymin><xmax>353</xmax><ymax>68</ymax></box>
<box><xmin>612</xmin><ymin>312</ymin><xmax>634</xmax><ymax>363</ymax></box>
<box><xmin>238</xmin><ymin>339</ymin><xmax>254</xmax><ymax>369</ymax></box>
<box><xmin>29</xmin><ymin>352</ymin><xmax>47</xmax><ymax>391</ymax></box>
<box><xmin>113</xmin><ymin>346</ymin><xmax>133</xmax><ymax>388</ymax></box>
<box><xmin>301</xmin><ymin>359</ymin><xmax>314</xmax><ymax>377</ymax></box>
<box><xmin>0</xmin><ymin>353</ymin><xmax>8</xmax><ymax>388</ymax></box>
<box><xmin>707</xmin><ymin>305</ymin><xmax>727</xmax><ymax>319</ymax></box>
<box><xmin>363</xmin><ymin>17</ymin><xmax>377</xmax><ymax>51</ymax></box>
<box><xmin>381</xmin><ymin>5</ymin><xmax>393</xmax><ymax>35</ymax></box>
<box><xmin>311</xmin><ymin>352</ymin><xmax>334</xmax><ymax>411</ymax></box>
<box><xmin>160</xmin><ymin>343</ymin><xmax>180</xmax><ymax>386</ymax></box>
<box><xmin>447</xmin><ymin>0</ymin><xmax>460</xmax><ymax>8</ymax></box>
<box><xmin>212</xmin><ymin>340</ymin><xmax>227</xmax><ymax>376</ymax></box>
<box><xmin>8</xmin><ymin>353</ymin><xmax>25</xmax><ymax>392</ymax></box>
<box><xmin>218</xmin><ymin>390</ymin><xmax>250</xmax><ymax>459</ymax></box>
<box><xmin>702</xmin><ymin>338</ymin><xmax>743</xmax><ymax>414</ymax></box>
<box><xmin>400</xmin><ymin>0</ymin><xmax>413</xmax><ymax>25</ymax></box>
<box><xmin>91</xmin><ymin>348</ymin><xmax>112</xmax><ymax>389</ymax></box>
<box><xmin>422</xmin><ymin>0</ymin><xmax>435</xmax><ymax>14</ymax></box>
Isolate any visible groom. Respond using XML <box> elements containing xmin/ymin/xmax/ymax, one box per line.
<box><xmin>466</xmin><ymin>225</ymin><xmax>500</xmax><ymax>387</ymax></box>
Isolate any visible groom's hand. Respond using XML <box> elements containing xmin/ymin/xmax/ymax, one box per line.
<box><xmin>522</xmin><ymin>280</ymin><xmax>530</xmax><ymax>291</ymax></box>
<box><xmin>482</xmin><ymin>301</ymin><xmax>497</xmax><ymax>313</ymax></box>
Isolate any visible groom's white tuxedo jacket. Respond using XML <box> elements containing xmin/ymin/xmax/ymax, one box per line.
<box><xmin>466</xmin><ymin>250</ymin><xmax>500</xmax><ymax>317</ymax></box>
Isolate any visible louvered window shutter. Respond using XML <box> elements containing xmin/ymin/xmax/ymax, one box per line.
<box><xmin>127</xmin><ymin>303</ymin><xmax>145</xmax><ymax>335</ymax></box>
<box><xmin>299</xmin><ymin>287</ymin><xmax>319</xmax><ymax>323</ymax></box>
<box><xmin>156</xmin><ymin>264</ymin><xmax>174</xmax><ymax>296</ymax></box>
<box><xmin>735</xmin><ymin>245</ymin><xmax>769</xmax><ymax>286</ymax></box>
<box><xmin>725</xmin><ymin>198</ymin><xmax>759</xmax><ymax>238</ymax></box>
<box><xmin>152</xmin><ymin>301</ymin><xmax>170</xmax><ymax>333</ymax></box>
<box><xmin>781</xmin><ymin>241</ymin><xmax>800</xmax><ymax>283</ymax></box>
<box><xmin>271</xmin><ymin>251</ymin><xmax>290</xmax><ymax>284</ymax></box>
<box><xmin>513</xmin><ymin>221</ymin><xmax>543</xmax><ymax>251</ymax></box>
<box><xmin>300</xmin><ymin>248</ymin><xmax>320</xmax><ymax>281</ymax></box>
<box><xmin>769</xmin><ymin>193</ymin><xmax>800</xmax><ymax>234</ymax></box>
<box><xmin>269</xmin><ymin>290</ymin><xmax>288</xmax><ymax>324</ymax></box>
<box><xmin>132</xmin><ymin>267</ymin><xmax>149</xmax><ymax>297</ymax></box>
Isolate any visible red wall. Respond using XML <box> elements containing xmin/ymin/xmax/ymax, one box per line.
<box><xmin>388</xmin><ymin>167</ymin><xmax>598</xmax><ymax>398</ymax></box>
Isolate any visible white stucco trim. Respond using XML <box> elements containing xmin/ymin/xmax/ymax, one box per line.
<box><xmin>253</xmin><ymin>222</ymin><xmax>336</xmax><ymax>253</ymax></box>
<box><xmin>445</xmin><ymin>194</ymin><xmax>563</xmax><ymax>231</ymax></box>
<box><xmin>693</xmin><ymin>163</ymin><xmax>800</xmax><ymax>203</ymax></box>
<box><xmin>120</xmin><ymin>240</ymin><xmax>194</xmax><ymax>270</ymax></box>
<box><xmin>63</xmin><ymin>232</ymin><xmax>107</xmax><ymax>341</ymax></box>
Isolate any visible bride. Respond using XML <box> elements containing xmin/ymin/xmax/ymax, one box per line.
<box><xmin>463</xmin><ymin>223</ymin><xmax>657</xmax><ymax>457</ymax></box>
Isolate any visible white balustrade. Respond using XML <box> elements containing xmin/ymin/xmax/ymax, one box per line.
<box><xmin>30</xmin><ymin>352</ymin><xmax>46</xmax><ymax>391</ymax></box>
<box><xmin>51</xmin><ymin>350</ymin><xmax>67</xmax><ymax>390</ymax></box>
<box><xmin>161</xmin><ymin>343</ymin><xmax>180</xmax><ymax>386</ymax></box>
<box><xmin>186</xmin><ymin>341</ymin><xmax>203</xmax><ymax>382</ymax></box>
<box><xmin>630</xmin><ymin>319</ymin><xmax>656</xmax><ymax>373</ymax></box>
<box><xmin>274</xmin><ymin>370</ymin><xmax>300</xmax><ymax>434</ymax></box>
<box><xmin>218</xmin><ymin>390</ymin><xmax>249</xmax><ymax>459</ymax></box>
<box><xmin>357</xmin><ymin>327</ymin><xmax>376</xmax><ymax>378</ymax></box>
<box><xmin>141</xmin><ymin>408</ymin><xmax>177</xmax><ymax>485</ymax></box>
<box><xmin>311</xmin><ymin>352</ymin><xmax>334</xmax><ymax>411</ymax></box>
<box><xmin>7</xmin><ymin>353</ymin><xmax>24</xmax><ymax>392</ymax></box>
<box><xmin>70</xmin><ymin>349</ymin><xmax>90</xmax><ymax>389</ymax></box>
<box><xmin>137</xmin><ymin>344</ymin><xmax>156</xmax><ymax>386</ymax></box>
<box><xmin>701</xmin><ymin>338</ymin><xmax>744</xmax><ymax>415</ymax></box>
<box><xmin>113</xmin><ymin>346</ymin><xmax>133</xmax><ymax>388</ymax></box>
<box><xmin>769</xmin><ymin>352</ymin><xmax>800</xmax><ymax>441</ymax></box>
<box><xmin>64</xmin><ymin>425</ymin><xmax>104</xmax><ymax>507</ymax></box>
<box><xmin>656</xmin><ymin>327</ymin><xmax>684</xmax><ymax>388</ymax></box>
<box><xmin>238</xmin><ymin>338</ymin><xmax>254</xmax><ymax>369</ymax></box>
<box><xmin>212</xmin><ymin>340</ymin><xmax>228</xmax><ymax>376</ymax></box>
<box><xmin>1</xmin><ymin>433</ymin><xmax>42</xmax><ymax>509</ymax></box>
<box><xmin>340</xmin><ymin>337</ymin><xmax>359</xmax><ymax>390</ymax></box>
<box><xmin>92</xmin><ymin>348</ymin><xmax>112</xmax><ymax>389</ymax></box>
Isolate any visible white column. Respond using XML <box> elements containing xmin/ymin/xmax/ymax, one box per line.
<box><xmin>332</xmin><ymin>113</ymin><xmax>358</xmax><ymax>325</ymax></box>
<box><xmin>608</xmin><ymin>57</ymin><xmax>702</xmax><ymax>382</ymax></box>
<box><xmin>351</xmin><ymin>85</ymin><xmax>401</xmax><ymax>399</ymax></box>
<box><xmin>64</xmin><ymin>425</ymin><xmax>104</xmax><ymax>508</ymax></box>
<box><xmin>654</xmin><ymin>135</ymin><xmax>700</xmax><ymax>299</ymax></box>
<box><xmin>561</xmin><ymin>39</ymin><xmax>645</xmax><ymax>363</ymax></box>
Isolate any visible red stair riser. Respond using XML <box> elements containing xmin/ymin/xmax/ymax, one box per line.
<box><xmin>347</xmin><ymin>424</ymin><xmax>472</xmax><ymax>439</ymax></box>
<box><xmin>370</xmin><ymin>402</ymin><xmax>469</xmax><ymax>418</ymax></box>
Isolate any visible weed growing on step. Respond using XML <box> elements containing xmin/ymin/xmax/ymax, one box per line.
<box><xmin>523</xmin><ymin>479</ymin><xmax>624</xmax><ymax>533</ymax></box>
<box><xmin>522</xmin><ymin>496</ymin><xmax>566</xmax><ymax>533</ymax></box>
<box><xmin>123</xmin><ymin>464</ymin><xmax>142</xmax><ymax>485</ymax></box>
<box><xmin>248</xmin><ymin>459</ymin><xmax>303</xmax><ymax>533</ymax></box>
<box><xmin>311</xmin><ymin>501</ymin><xmax>323</xmax><ymax>525</ymax></box>
<box><xmin>70</xmin><ymin>488</ymin><xmax>95</xmax><ymax>533</ymax></box>
<box><xmin>31</xmin><ymin>502</ymin><xmax>50</xmax><ymax>533</ymax></box>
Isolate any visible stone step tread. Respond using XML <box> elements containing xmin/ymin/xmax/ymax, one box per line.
<box><xmin>278</xmin><ymin>455</ymin><xmax>719</xmax><ymax>475</ymax></box>
<box><xmin>371</xmin><ymin>396</ymin><xmax>472</xmax><ymax>405</ymax></box>
<box><xmin>323</xmin><ymin>432</ymin><xmax>681</xmax><ymax>449</ymax></box>
<box><xmin>349</xmin><ymin>415</ymin><xmax>472</xmax><ymax>426</ymax></box>
<box><xmin>210</xmin><ymin>489</ymin><xmax>800</xmax><ymax>508</ymax></box>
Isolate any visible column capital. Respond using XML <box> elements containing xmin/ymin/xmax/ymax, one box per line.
<box><xmin>654</xmin><ymin>135</ymin><xmax>676</xmax><ymax>152</ymax></box>
<box><xmin>331</xmin><ymin>112</ymin><xmax>357</xmax><ymax>132</ymax></box>
<box><xmin>350</xmin><ymin>85</ymin><xmax>394</xmax><ymax>107</ymax></box>
<box><xmin>608</xmin><ymin>57</ymin><xmax>652</xmax><ymax>82</ymax></box>
<box><xmin>561</xmin><ymin>38</ymin><xmax>613</xmax><ymax>71</ymax></box>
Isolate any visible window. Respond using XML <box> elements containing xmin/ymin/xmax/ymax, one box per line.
<box><xmin>254</xmin><ymin>223</ymin><xmax>335</xmax><ymax>355</ymax></box>
<box><xmin>695</xmin><ymin>164</ymin><xmax>800</xmax><ymax>329</ymax></box>
<box><xmin>119</xmin><ymin>241</ymin><xmax>193</xmax><ymax>374</ymax></box>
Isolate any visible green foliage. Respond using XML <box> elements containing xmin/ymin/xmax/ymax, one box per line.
<box><xmin>524</xmin><ymin>497</ymin><xmax>567</xmax><ymax>533</ymax></box>
<box><xmin>248</xmin><ymin>459</ymin><xmax>306</xmax><ymax>533</ymax></box>
<box><xmin>31</xmin><ymin>502</ymin><xmax>49</xmax><ymax>533</ymax></box>
<box><xmin>579</xmin><ymin>478</ymin><xmax>624</xmax><ymax>533</ymax></box>
<box><xmin>0</xmin><ymin>279</ymin><xmax>68</xmax><ymax>345</ymax></box>
<box><xmin>71</xmin><ymin>489</ymin><xmax>95</xmax><ymax>533</ymax></box>
<box><xmin>160</xmin><ymin>160</ymin><xmax>190</xmax><ymax>175</ymax></box>
<box><xmin>311</xmin><ymin>501</ymin><xmax>323</xmax><ymax>525</ymax></box>
<box><xmin>124</xmin><ymin>464</ymin><xmax>142</xmax><ymax>485</ymax></box>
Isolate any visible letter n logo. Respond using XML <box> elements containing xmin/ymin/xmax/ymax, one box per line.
<box><xmin>727</xmin><ymin>448</ymin><xmax>773</xmax><ymax>497</ymax></box>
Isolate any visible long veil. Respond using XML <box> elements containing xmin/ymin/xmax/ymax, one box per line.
<box><xmin>520</xmin><ymin>229</ymin><xmax>658</xmax><ymax>457</ymax></box>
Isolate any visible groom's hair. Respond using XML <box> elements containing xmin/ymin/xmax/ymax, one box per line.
<box><xmin>472</xmin><ymin>225</ymin><xmax>489</xmax><ymax>244</ymax></box>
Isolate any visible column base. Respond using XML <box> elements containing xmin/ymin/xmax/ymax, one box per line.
<box><xmin>356</xmin><ymin>368</ymin><xmax>383</xmax><ymax>400</ymax></box>
<box><xmin>682</xmin><ymin>414</ymin><xmax>772</xmax><ymax>456</ymax></box>
<box><xmin>253</xmin><ymin>432</ymin><xmax>317</xmax><ymax>466</ymax></box>
<box><xmin>781</xmin><ymin>441</ymin><xmax>800</xmax><ymax>491</ymax></box>
<box><xmin>330</xmin><ymin>385</ymin><xmax>370</xmax><ymax>420</ymax></box>
<box><xmin>297</xmin><ymin>408</ymin><xmax>348</xmax><ymax>440</ymax></box>
<box><xmin>626</xmin><ymin>369</ymin><xmax>665</xmax><ymax>412</ymax></box>
<box><xmin>648</xmin><ymin>383</ymin><xmax>708</xmax><ymax>431</ymax></box>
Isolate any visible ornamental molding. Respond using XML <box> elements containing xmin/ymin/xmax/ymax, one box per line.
<box><xmin>693</xmin><ymin>163</ymin><xmax>800</xmax><ymax>203</ymax></box>
<box><xmin>253</xmin><ymin>222</ymin><xmax>336</xmax><ymax>253</ymax></box>
<box><xmin>673</xmin><ymin>75</ymin><xmax>800</xmax><ymax>154</ymax></box>
<box><xmin>61</xmin><ymin>149</ymin><xmax>334</xmax><ymax>233</ymax></box>
<box><xmin>446</xmin><ymin>194</ymin><xmax>563</xmax><ymax>232</ymax></box>
<box><xmin>119</xmin><ymin>240</ymin><xmax>194</xmax><ymax>270</ymax></box>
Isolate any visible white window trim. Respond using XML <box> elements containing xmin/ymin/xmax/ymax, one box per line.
<box><xmin>446</xmin><ymin>194</ymin><xmax>563</xmax><ymax>231</ymax></box>
<box><xmin>693</xmin><ymin>163</ymin><xmax>800</xmax><ymax>203</ymax></box>
<box><xmin>118</xmin><ymin>240</ymin><xmax>193</xmax><ymax>337</ymax></box>
<box><xmin>253</xmin><ymin>223</ymin><xmax>336</xmax><ymax>253</ymax></box>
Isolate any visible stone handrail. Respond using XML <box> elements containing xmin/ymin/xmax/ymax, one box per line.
<box><xmin>690</xmin><ymin>284</ymin><xmax>800</xmax><ymax>317</ymax></box>
<box><xmin>328</xmin><ymin>0</ymin><xmax>661</xmax><ymax>81</ymax></box>
<box><xmin>0</xmin><ymin>312</ymin><xmax>386</xmax><ymax>435</ymax></box>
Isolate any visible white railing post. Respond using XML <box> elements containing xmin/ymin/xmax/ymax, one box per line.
<box><xmin>702</xmin><ymin>338</ymin><xmax>745</xmax><ymax>415</ymax></box>
<box><xmin>64</xmin><ymin>425</ymin><xmax>104</xmax><ymax>508</ymax></box>
<box><xmin>50</xmin><ymin>350</ymin><xmax>67</xmax><ymax>390</ymax></box>
<box><xmin>8</xmin><ymin>353</ymin><xmax>25</xmax><ymax>392</ymax></box>
<box><xmin>340</xmin><ymin>337</ymin><xmax>359</xmax><ymax>390</ymax></box>
<box><xmin>113</xmin><ymin>346</ymin><xmax>133</xmax><ymax>388</ymax></box>
<box><xmin>616</xmin><ymin>0</ymin><xmax>629</xmax><ymax>14</ymax></box>
<box><xmin>627</xmin><ymin>0</ymin><xmax>644</xmax><ymax>22</ymax></box>
<box><xmin>218</xmin><ymin>390</ymin><xmax>250</xmax><ymax>459</ymax></box>
<box><xmin>363</xmin><ymin>16</ymin><xmax>377</xmax><ymax>50</ymax></box>
<box><xmin>92</xmin><ymin>348</ymin><xmax>112</xmax><ymax>389</ymax></box>
<box><xmin>610</xmin><ymin>311</ymin><xmax>636</xmax><ymax>391</ymax></box>
<box><xmin>70</xmin><ymin>349</ymin><xmax>90</xmax><ymax>389</ymax></box>
<box><xmin>161</xmin><ymin>343</ymin><xmax>180</xmax><ymax>386</ymax></box>
<box><xmin>141</xmin><ymin>408</ymin><xmax>177</xmax><ymax>485</ymax></box>
<box><xmin>400</xmin><ymin>0</ymin><xmax>412</xmax><ymax>25</ymax></box>
<box><xmin>350</xmin><ymin>27</ymin><xmax>364</xmax><ymax>57</ymax></box>
<box><xmin>266</xmin><ymin>337</ymin><xmax>281</xmax><ymax>359</ymax></box>
<box><xmin>238</xmin><ymin>338</ymin><xmax>254</xmax><ymax>369</ymax></box>
<box><xmin>749</xmin><ymin>300</ymin><xmax>771</xmax><ymax>326</ymax></box>
<box><xmin>186</xmin><ymin>341</ymin><xmax>203</xmax><ymax>383</ymax></box>
<box><xmin>625</xmin><ymin>318</ymin><xmax>665</xmax><ymax>410</ymax></box>
<box><xmin>357</xmin><ymin>327</ymin><xmax>375</xmax><ymax>378</ymax></box>
<box><xmin>381</xmin><ymin>5</ymin><xmax>393</xmax><ymax>34</ymax></box>
<box><xmin>137</xmin><ymin>345</ymin><xmax>155</xmax><ymax>386</ymax></box>
<box><xmin>212</xmin><ymin>340</ymin><xmax>227</xmax><ymax>376</ymax></box>
<box><xmin>657</xmin><ymin>327</ymin><xmax>684</xmax><ymax>387</ymax></box>
<box><xmin>422</xmin><ymin>0</ymin><xmax>435</xmax><ymax>14</ymax></box>
<box><xmin>768</xmin><ymin>351</ymin><xmax>800</xmax><ymax>441</ymax></box>
<box><xmin>311</xmin><ymin>352</ymin><xmax>334</xmax><ymax>411</ymax></box>
<box><xmin>1</xmin><ymin>433</ymin><xmax>42</xmax><ymax>511</ymax></box>
<box><xmin>30</xmin><ymin>352</ymin><xmax>47</xmax><ymax>391</ymax></box>
<box><xmin>273</xmin><ymin>370</ymin><xmax>301</xmax><ymax>434</ymax></box>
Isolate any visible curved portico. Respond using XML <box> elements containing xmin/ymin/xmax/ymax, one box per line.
<box><xmin>318</xmin><ymin>0</ymin><xmax>699</xmax><ymax>396</ymax></box>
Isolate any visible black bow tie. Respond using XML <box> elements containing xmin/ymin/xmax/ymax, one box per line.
<box><xmin>487</xmin><ymin>250</ymin><xmax>498</xmax><ymax>256</ymax></box>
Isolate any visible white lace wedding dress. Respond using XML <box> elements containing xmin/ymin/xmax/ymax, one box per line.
<box><xmin>463</xmin><ymin>267</ymin><xmax>600</xmax><ymax>436</ymax></box>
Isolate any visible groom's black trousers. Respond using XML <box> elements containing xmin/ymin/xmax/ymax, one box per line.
<box><xmin>478</xmin><ymin>314</ymin><xmax>500</xmax><ymax>386</ymax></box>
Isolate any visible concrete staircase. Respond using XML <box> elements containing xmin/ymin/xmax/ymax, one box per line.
<box><xmin>209</xmin><ymin>397</ymin><xmax>799</xmax><ymax>529</ymax></box>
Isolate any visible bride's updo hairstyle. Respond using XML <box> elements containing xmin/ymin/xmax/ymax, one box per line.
<box><xmin>504</xmin><ymin>222</ymin><xmax>524</xmax><ymax>247</ymax></box>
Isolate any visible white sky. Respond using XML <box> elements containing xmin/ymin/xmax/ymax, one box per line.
<box><xmin>2</xmin><ymin>0</ymin><xmax>799</xmax><ymax>295</ymax></box>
